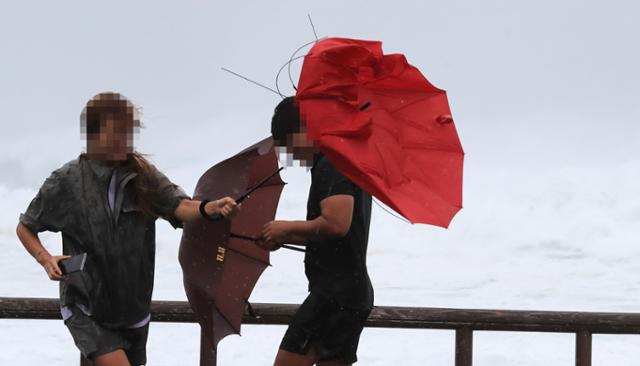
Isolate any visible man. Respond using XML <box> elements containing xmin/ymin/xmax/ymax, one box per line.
<box><xmin>258</xmin><ymin>97</ymin><xmax>374</xmax><ymax>366</ymax></box>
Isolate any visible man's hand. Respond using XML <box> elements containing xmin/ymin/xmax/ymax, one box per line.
<box><xmin>37</xmin><ymin>253</ymin><xmax>71</xmax><ymax>281</ymax></box>
<box><xmin>257</xmin><ymin>221</ymin><xmax>291</xmax><ymax>251</ymax></box>
<box><xmin>207</xmin><ymin>197</ymin><xmax>240</xmax><ymax>219</ymax></box>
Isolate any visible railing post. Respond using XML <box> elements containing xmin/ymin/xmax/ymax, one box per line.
<box><xmin>576</xmin><ymin>331</ymin><xmax>592</xmax><ymax>366</ymax></box>
<box><xmin>200</xmin><ymin>330</ymin><xmax>217</xmax><ymax>366</ymax></box>
<box><xmin>455</xmin><ymin>328</ymin><xmax>473</xmax><ymax>366</ymax></box>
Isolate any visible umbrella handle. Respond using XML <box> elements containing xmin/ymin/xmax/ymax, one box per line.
<box><xmin>229</xmin><ymin>233</ymin><xmax>305</xmax><ymax>253</ymax></box>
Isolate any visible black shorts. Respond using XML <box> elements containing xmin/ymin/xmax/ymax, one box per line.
<box><xmin>280</xmin><ymin>292</ymin><xmax>371</xmax><ymax>364</ymax></box>
<box><xmin>64</xmin><ymin>306</ymin><xmax>149</xmax><ymax>366</ymax></box>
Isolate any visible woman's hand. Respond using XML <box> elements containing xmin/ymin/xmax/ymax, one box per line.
<box><xmin>206</xmin><ymin>197</ymin><xmax>240</xmax><ymax>219</ymax></box>
<box><xmin>37</xmin><ymin>253</ymin><xmax>71</xmax><ymax>281</ymax></box>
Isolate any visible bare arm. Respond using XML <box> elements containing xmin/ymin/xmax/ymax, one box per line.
<box><xmin>173</xmin><ymin>197</ymin><xmax>240</xmax><ymax>223</ymax></box>
<box><xmin>16</xmin><ymin>222</ymin><xmax>69</xmax><ymax>281</ymax></box>
<box><xmin>259</xmin><ymin>194</ymin><xmax>354</xmax><ymax>249</ymax></box>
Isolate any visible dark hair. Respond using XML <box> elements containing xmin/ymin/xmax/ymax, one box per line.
<box><xmin>271</xmin><ymin>96</ymin><xmax>301</xmax><ymax>146</ymax></box>
<box><xmin>80</xmin><ymin>92</ymin><xmax>159</xmax><ymax>219</ymax></box>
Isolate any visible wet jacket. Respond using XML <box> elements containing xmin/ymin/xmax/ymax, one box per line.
<box><xmin>19</xmin><ymin>155</ymin><xmax>189</xmax><ymax>328</ymax></box>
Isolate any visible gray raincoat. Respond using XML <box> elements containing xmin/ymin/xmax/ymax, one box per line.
<box><xmin>19</xmin><ymin>155</ymin><xmax>189</xmax><ymax>328</ymax></box>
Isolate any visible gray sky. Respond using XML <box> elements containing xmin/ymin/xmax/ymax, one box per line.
<box><xmin>1</xmin><ymin>0</ymin><xmax>639</xmax><ymax>191</ymax></box>
<box><xmin>4</xmin><ymin>0</ymin><xmax>640</xmax><ymax>353</ymax></box>
<box><xmin>3</xmin><ymin>4</ymin><xmax>640</xmax><ymax>363</ymax></box>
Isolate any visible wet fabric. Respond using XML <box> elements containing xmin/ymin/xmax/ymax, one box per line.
<box><xmin>108</xmin><ymin>169</ymin><xmax>117</xmax><ymax>211</ymax></box>
<box><xmin>19</xmin><ymin>155</ymin><xmax>189</xmax><ymax>328</ymax></box>
<box><xmin>296</xmin><ymin>37</ymin><xmax>464</xmax><ymax>227</ymax></box>
<box><xmin>304</xmin><ymin>154</ymin><xmax>374</xmax><ymax>310</ymax></box>
<box><xmin>280</xmin><ymin>292</ymin><xmax>371</xmax><ymax>364</ymax></box>
<box><xmin>64</xmin><ymin>305</ymin><xmax>149</xmax><ymax>365</ymax></box>
<box><xmin>179</xmin><ymin>137</ymin><xmax>286</xmax><ymax>350</ymax></box>
<box><xmin>61</xmin><ymin>303</ymin><xmax>150</xmax><ymax>328</ymax></box>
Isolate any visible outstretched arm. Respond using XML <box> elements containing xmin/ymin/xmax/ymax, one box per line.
<box><xmin>258</xmin><ymin>194</ymin><xmax>354</xmax><ymax>250</ymax></box>
<box><xmin>173</xmin><ymin>197</ymin><xmax>240</xmax><ymax>223</ymax></box>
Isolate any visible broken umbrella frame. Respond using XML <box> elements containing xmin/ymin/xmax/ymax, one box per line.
<box><xmin>179</xmin><ymin>137</ymin><xmax>303</xmax><ymax>351</ymax></box>
<box><xmin>199</xmin><ymin>166</ymin><xmax>304</xmax><ymax>253</ymax></box>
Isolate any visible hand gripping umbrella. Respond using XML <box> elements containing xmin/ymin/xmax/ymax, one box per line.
<box><xmin>179</xmin><ymin>137</ymin><xmax>295</xmax><ymax>350</ymax></box>
<box><xmin>296</xmin><ymin>37</ymin><xmax>464</xmax><ymax>227</ymax></box>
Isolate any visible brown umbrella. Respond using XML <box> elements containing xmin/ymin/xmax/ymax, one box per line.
<box><xmin>178</xmin><ymin>137</ymin><xmax>293</xmax><ymax>350</ymax></box>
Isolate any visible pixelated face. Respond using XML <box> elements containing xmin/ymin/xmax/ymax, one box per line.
<box><xmin>271</xmin><ymin>96</ymin><xmax>319</xmax><ymax>167</ymax></box>
<box><xmin>86</xmin><ymin>116</ymin><xmax>135</xmax><ymax>160</ymax></box>
<box><xmin>276</xmin><ymin>129</ymin><xmax>319</xmax><ymax>168</ymax></box>
<box><xmin>81</xmin><ymin>93</ymin><xmax>139</xmax><ymax>161</ymax></box>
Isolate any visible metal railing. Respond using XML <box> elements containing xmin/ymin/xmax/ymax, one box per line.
<box><xmin>3</xmin><ymin>297</ymin><xmax>640</xmax><ymax>365</ymax></box>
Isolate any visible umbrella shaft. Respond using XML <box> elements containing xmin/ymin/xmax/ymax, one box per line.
<box><xmin>236</xmin><ymin>167</ymin><xmax>284</xmax><ymax>203</ymax></box>
<box><xmin>229</xmin><ymin>233</ymin><xmax>305</xmax><ymax>253</ymax></box>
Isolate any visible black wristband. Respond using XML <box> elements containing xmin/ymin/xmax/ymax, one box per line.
<box><xmin>200</xmin><ymin>199</ymin><xmax>224</xmax><ymax>221</ymax></box>
<box><xmin>199</xmin><ymin>199</ymin><xmax>211</xmax><ymax>219</ymax></box>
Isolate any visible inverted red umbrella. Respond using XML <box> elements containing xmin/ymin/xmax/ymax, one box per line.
<box><xmin>179</xmin><ymin>137</ymin><xmax>289</xmax><ymax>350</ymax></box>
<box><xmin>296</xmin><ymin>37</ymin><xmax>464</xmax><ymax>227</ymax></box>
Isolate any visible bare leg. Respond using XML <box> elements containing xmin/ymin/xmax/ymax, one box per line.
<box><xmin>317</xmin><ymin>362</ymin><xmax>352</xmax><ymax>366</ymax></box>
<box><xmin>93</xmin><ymin>349</ymin><xmax>131</xmax><ymax>366</ymax></box>
<box><xmin>274</xmin><ymin>348</ymin><xmax>318</xmax><ymax>366</ymax></box>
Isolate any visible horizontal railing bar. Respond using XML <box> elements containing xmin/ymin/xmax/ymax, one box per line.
<box><xmin>3</xmin><ymin>297</ymin><xmax>640</xmax><ymax>334</ymax></box>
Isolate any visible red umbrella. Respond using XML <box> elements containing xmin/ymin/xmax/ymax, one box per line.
<box><xmin>296</xmin><ymin>37</ymin><xmax>464</xmax><ymax>227</ymax></box>
<box><xmin>178</xmin><ymin>137</ymin><xmax>288</xmax><ymax>350</ymax></box>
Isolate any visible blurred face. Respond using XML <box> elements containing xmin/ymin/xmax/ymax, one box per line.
<box><xmin>277</xmin><ymin>130</ymin><xmax>319</xmax><ymax>167</ymax></box>
<box><xmin>86</xmin><ymin>115</ymin><xmax>134</xmax><ymax>161</ymax></box>
<box><xmin>271</xmin><ymin>96</ymin><xmax>319</xmax><ymax>167</ymax></box>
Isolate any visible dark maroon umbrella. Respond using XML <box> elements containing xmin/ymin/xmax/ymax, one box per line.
<box><xmin>178</xmin><ymin>137</ymin><xmax>292</xmax><ymax>350</ymax></box>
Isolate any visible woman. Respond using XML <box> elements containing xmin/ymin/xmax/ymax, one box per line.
<box><xmin>15</xmin><ymin>92</ymin><xmax>239</xmax><ymax>366</ymax></box>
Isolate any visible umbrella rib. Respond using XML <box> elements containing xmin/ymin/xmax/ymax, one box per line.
<box><xmin>367</xmin><ymin>142</ymin><xmax>461</xmax><ymax>224</ymax></box>
<box><xmin>236</xmin><ymin>167</ymin><xmax>285</xmax><ymax>203</ymax></box>
<box><xmin>231</xmin><ymin>233</ymin><xmax>306</xmax><ymax>253</ymax></box>
<box><xmin>224</xmin><ymin>238</ymin><xmax>271</xmax><ymax>266</ymax></box>
<box><xmin>214</xmin><ymin>305</ymin><xmax>241</xmax><ymax>335</ymax></box>
<box><xmin>372</xmin><ymin>197</ymin><xmax>411</xmax><ymax>224</ymax></box>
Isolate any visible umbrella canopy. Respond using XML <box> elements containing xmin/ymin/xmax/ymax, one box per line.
<box><xmin>296</xmin><ymin>37</ymin><xmax>464</xmax><ymax>227</ymax></box>
<box><xmin>178</xmin><ymin>137</ymin><xmax>285</xmax><ymax>350</ymax></box>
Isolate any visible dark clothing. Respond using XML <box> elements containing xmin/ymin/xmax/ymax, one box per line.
<box><xmin>64</xmin><ymin>305</ymin><xmax>149</xmax><ymax>365</ymax></box>
<box><xmin>280</xmin><ymin>155</ymin><xmax>373</xmax><ymax>361</ymax></box>
<box><xmin>280</xmin><ymin>292</ymin><xmax>371</xmax><ymax>364</ymax></box>
<box><xmin>19</xmin><ymin>155</ymin><xmax>189</xmax><ymax>328</ymax></box>
<box><xmin>304</xmin><ymin>154</ymin><xmax>374</xmax><ymax>310</ymax></box>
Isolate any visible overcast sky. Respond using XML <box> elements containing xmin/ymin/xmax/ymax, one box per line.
<box><xmin>3</xmin><ymin>2</ymin><xmax>640</xmax><ymax>362</ymax></box>
<box><xmin>1</xmin><ymin>0</ymin><xmax>638</xmax><ymax>192</ymax></box>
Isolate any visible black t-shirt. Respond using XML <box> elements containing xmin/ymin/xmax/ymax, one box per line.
<box><xmin>304</xmin><ymin>154</ymin><xmax>374</xmax><ymax>310</ymax></box>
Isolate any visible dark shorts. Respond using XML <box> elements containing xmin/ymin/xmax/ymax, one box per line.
<box><xmin>280</xmin><ymin>292</ymin><xmax>371</xmax><ymax>364</ymax></box>
<box><xmin>64</xmin><ymin>306</ymin><xmax>149</xmax><ymax>365</ymax></box>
